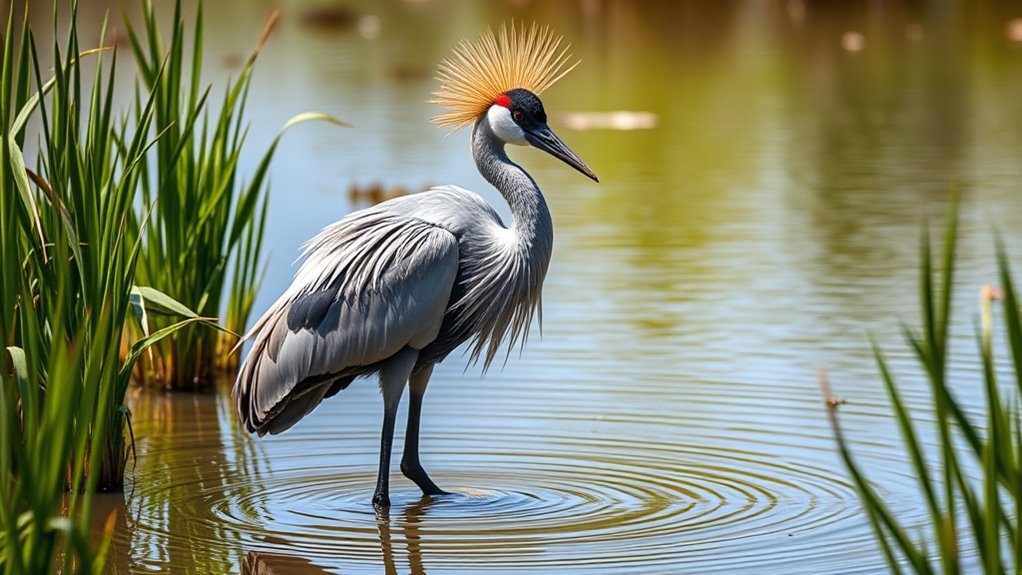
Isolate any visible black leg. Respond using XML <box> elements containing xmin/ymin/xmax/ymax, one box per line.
<box><xmin>372</xmin><ymin>400</ymin><xmax>400</xmax><ymax>509</ymax></box>
<box><xmin>401</xmin><ymin>366</ymin><xmax>448</xmax><ymax>496</ymax></box>
<box><xmin>373</xmin><ymin>348</ymin><xmax>416</xmax><ymax>509</ymax></box>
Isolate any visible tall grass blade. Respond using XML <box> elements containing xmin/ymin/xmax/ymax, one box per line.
<box><xmin>826</xmin><ymin>196</ymin><xmax>1021</xmax><ymax>573</ymax></box>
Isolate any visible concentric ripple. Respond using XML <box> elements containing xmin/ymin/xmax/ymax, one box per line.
<box><xmin>106</xmin><ymin>383</ymin><xmax>938</xmax><ymax>574</ymax></box>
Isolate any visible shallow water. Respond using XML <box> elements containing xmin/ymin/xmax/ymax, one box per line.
<box><xmin>63</xmin><ymin>0</ymin><xmax>1022</xmax><ymax>572</ymax></box>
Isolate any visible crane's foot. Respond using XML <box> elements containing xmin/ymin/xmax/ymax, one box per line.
<box><xmin>401</xmin><ymin>460</ymin><xmax>449</xmax><ymax>497</ymax></box>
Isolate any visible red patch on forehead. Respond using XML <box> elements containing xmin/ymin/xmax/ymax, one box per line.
<box><xmin>495</xmin><ymin>94</ymin><xmax>511</xmax><ymax>108</ymax></box>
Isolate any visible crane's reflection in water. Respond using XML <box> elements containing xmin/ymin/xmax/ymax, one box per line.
<box><xmin>376</xmin><ymin>500</ymin><xmax>429</xmax><ymax>575</ymax></box>
<box><xmin>236</xmin><ymin>499</ymin><xmax>435</xmax><ymax>575</ymax></box>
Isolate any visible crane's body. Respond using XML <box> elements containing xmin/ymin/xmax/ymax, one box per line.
<box><xmin>234</xmin><ymin>25</ymin><xmax>596</xmax><ymax>508</ymax></box>
<box><xmin>236</xmin><ymin>117</ymin><xmax>554</xmax><ymax>433</ymax></box>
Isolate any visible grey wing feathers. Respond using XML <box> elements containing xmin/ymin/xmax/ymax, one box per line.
<box><xmin>233</xmin><ymin>210</ymin><xmax>459</xmax><ymax>435</ymax></box>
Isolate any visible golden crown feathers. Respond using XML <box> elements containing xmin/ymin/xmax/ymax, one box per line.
<box><xmin>430</xmin><ymin>22</ymin><xmax>579</xmax><ymax>131</ymax></box>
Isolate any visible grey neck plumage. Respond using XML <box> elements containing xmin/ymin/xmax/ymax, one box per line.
<box><xmin>471</xmin><ymin>118</ymin><xmax>553</xmax><ymax>251</ymax></box>
<box><xmin>457</xmin><ymin>116</ymin><xmax>553</xmax><ymax>369</ymax></box>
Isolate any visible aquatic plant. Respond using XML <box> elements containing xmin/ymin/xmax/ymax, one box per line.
<box><xmin>0</xmin><ymin>1</ymin><xmax>213</xmax><ymax>571</ymax></box>
<box><xmin>126</xmin><ymin>0</ymin><xmax>342</xmax><ymax>389</ymax></box>
<box><xmin>824</xmin><ymin>200</ymin><xmax>1022</xmax><ymax>573</ymax></box>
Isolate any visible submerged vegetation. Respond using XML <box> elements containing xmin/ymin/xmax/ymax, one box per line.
<box><xmin>825</xmin><ymin>201</ymin><xmax>1022</xmax><ymax>573</ymax></box>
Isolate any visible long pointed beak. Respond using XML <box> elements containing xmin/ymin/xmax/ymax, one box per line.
<box><xmin>525</xmin><ymin>125</ymin><xmax>599</xmax><ymax>182</ymax></box>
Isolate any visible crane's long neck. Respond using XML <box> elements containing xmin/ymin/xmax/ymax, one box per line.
<box><xmin>471</xmin><ymin>119</ymin><xmax>553</xmax><ymax>253</ymax></box>
<box><xmin>460</xmin><ymin>116</ymin><xmax>552</xmax><ymax>369</ymax></box>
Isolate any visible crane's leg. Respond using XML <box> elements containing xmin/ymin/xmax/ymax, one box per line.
<box><xmin>373</xmin><ymin>347</ymin><xmax>418</xmax><ymax>509</ymax></box>
<box><xmin>401</xmin><ymin>365</ymin><xmax>448</xmax><ymax>496</ymax></box>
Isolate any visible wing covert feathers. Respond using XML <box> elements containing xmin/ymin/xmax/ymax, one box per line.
<box><xmin>430</xmin><ymin>22</ymin><xmax>579</xmax><ymax>131</ymax></box>
<box><xmin>233</xmin><ymin>213</ymin><xmax>459</xmax><ymax>435</ymax></box>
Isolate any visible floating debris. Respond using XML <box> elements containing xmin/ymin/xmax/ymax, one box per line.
<box><xmin>841</xmin><ymin>31</ymin><xmax>865</xmax><ymax>52</ymax></box>
<box><xmin>299</xmin><ymin>6</ymin><xmax>381</xmax><ymax>39</ymax></box>
<box><xmin>1008</xmin><ymin>18</ymin><xmax>1022</xmax><ymax>43</ymax></box>
<box><xmin>299</xmin><ymin>5</ymin><xmax>359</xmax><ymax>31</ymax></box>
<box><xmin>386</xmin><ymin>63</ymin><xmax>430</xmax><ymax>81</ymax></box>
<box><xmin>905</xmin><ymin>23</ymin><xmax>924</xmax><ymax>42</ymax></box>
<box><xmin>358</xmin><ymin>14</ymin><xmax>381</xmax><ymax>39</ymax></box>
<box><xmin>786</xmin><ymin>0</ymin><xmax>806</xmax><ymax>24</ymax></box>
<box><xmin>348</xmin><ymin>182</ymin><xmax>431</xmax><ymax>206</ymax></box>
<box><xmin>557</xmin><ymin>111</ymin><xmax>658</xmax><ymax>131</ymax></box>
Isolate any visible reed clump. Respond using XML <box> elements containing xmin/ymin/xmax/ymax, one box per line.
<box><xmin>0</xmin><ymin>0</ymin><xmax>217</xmax><ymax>570</ymax></box>
<box><xmin>0</xmin><ymin>0</ymin><xmax>338</xmax><ymax>568</ymax></box>
<box><xmin>127</xmin><ymin>0</ymin><xmax>343</xmax><ymax>390</ymax></box>
<box><xmin>825</xmin><ymin>199</ymin><xmax>1022</xmax><ymax>574</ymax></box>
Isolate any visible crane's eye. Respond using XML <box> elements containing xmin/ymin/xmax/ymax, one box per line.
<box><xmin>513</xmin><ymin>110</ymin><xmax>524</xmax><ymax>122</ymax></box>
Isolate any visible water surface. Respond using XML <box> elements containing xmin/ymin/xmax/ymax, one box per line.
<box><xmin>65</xmin><ymin>0</ymin><xmax>1022</xmax><ymax>572</ymax></box>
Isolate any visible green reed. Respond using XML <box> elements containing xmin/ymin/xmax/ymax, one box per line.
<box><xmin>824</xmin><ymin>199</ymin><xmax>1022</xmax><ymax>574</ymax></box>
<box><xmin>0</xmin><ymin>2</ymin><xmax>213</xmax><ymax>571</ymax></box>
<box><xmin>125</xmin><ymin>0</ymin><xmax>342</xmax><ymax>389</ymax></box>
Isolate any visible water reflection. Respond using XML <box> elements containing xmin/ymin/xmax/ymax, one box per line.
<box><xmin>234</xmin><ymin>499</ymin><xmax>437</xmax><ymax>575</ymax></box>
<box><xmin>107</xmin><ymin>387</ymin><xmax>270</xmax><ymax>573</ymax></box>
<box><xmin>240</xmin><ymin>551</ymin><xmax>333</xmax><ymax>575</ymax></box>
<box><xmin>376</xmin><ymin>501</ymin><xmax>431</xmax><ymax>575</ymax></box>
<box><xmin>108</xmin><ymin>384</ymin><xmax>894</xmax><ymax>573</ymax></box>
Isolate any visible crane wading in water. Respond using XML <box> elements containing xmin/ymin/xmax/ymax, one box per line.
<box><xmin>233</xmin><ymin>22</ymin><xmax>598</xmax><ymax>509</ymax></box>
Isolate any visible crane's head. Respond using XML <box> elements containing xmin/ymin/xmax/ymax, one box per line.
<box><xmin>431</xmin><ymin>22</ymin><xmax>598</xmax><ymax>182</ymax></box>
<box><xmin>486</xmin><ymin>88</ymin><xmax>597</xmax><ymax>182</ymax></box>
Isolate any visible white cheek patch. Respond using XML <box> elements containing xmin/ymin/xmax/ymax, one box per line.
<box><xmin>487</xmin><ymin>105</ymin><xmax>528</xmax><ymax>146</ymax></box>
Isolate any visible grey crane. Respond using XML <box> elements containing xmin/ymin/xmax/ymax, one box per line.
<box><xmin>233</xmin><ymin>23</ymin><xmax>597</xmax><ymax>508</ymax></box>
